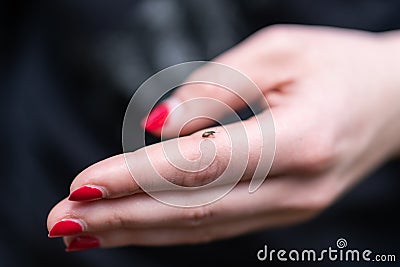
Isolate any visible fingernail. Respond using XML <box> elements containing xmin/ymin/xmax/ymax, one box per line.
<box><xmin>142</xmin><ymin>102</ymin><xmax>169</xmax><ymax>132</ymax></box>
<box><xmin>69</xmin><ymin>185</ymin><xmax>104</xmax><ymax>201</ymax></box>
<box><xmin>66</xmin><ymin>236</ymin><xmax>100</xmax><ymax>252</ymax></box>
<box><xmin>48</xmin><ymin>219</ymin><xmax>83</xmax><ymax>237</ymax></box>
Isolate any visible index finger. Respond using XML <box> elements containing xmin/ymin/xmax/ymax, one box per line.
<box><xmin>68</xmin><ymin>117</ymin><xmax>269</xmax><ymax>202</ymax></box>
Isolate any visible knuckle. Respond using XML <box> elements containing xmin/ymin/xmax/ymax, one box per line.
<box><xmin>199</xmin><ymin>83</ymin><xmax>223</xmax><ymax>97</ymax></box>
<box><xmin>182</xmin><ymin>206</ymin><xmax>213</xmax><ymax>227</ymax></box>
<box><xmin>299</xmin><ymin>137</ymin><xmax>337</xmax><ymax>173</ymax></box>
<box><xmin>260</xmin><ymin>24</ymin><xmax>291</xmax><ymax>37</ymax></box>
<box><xmin>256</xmin><ymin>24</ymin><xmax>296</xmax><ymax>45</ymax></box>
<box><xmin>101</xmin><ymin>209</ymin><xmax>126</xmax><ymax>229</ymax></box>
<box><xmin>185</xmin><ymin>228</ymin><xmax>214</xmax><ymax>244</ymax></box>
<box><xmin>283</xmin><ymin>181</ymin><xmax>335</xmax><ymax>215</ymax></box>
<box><xmin>188</xmin><ymin>161</ymin><xmax>224</xmax><ymax>186</ymax></box>
<box><xmin>303</xmin><ymin>188</ymin><xmax>334</xmax><ymax>212</ymax></box>
<box><xmin>174</xmin><ymin>135</ymin><xmax>227</xmax><ymax>187</ymax></box>
<box><xmin>194</xmin><ymin>230</ymin><xmax>214</xmax><ymax>244</ymax></box>
<box><xmin>242</xmin><ymin>25</ymin><xmax>303</xmax><ymax>70</ymax></box>
<box><xmin>106</xmin><ymin>212</ymin><xmax>120</xmax><ymax>228</ymax></box>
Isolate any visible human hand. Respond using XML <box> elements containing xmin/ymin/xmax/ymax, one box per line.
<box><xmin>47</xmin><ymin>25</ymin><xmax>400</xmax><ymax>251</ymax></box>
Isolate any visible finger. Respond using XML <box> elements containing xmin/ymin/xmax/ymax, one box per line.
<box><xmin>67</xmin><ymin>155</ymin><xmax>139</xmax><ymax>201</ymax></box>
<box><xmin>63</xmin><ymin>207</ymin><xmax>303</xmax><ymax>249</ymax></box>
<box><xmin>58</xmin><ymin>175</ymin><xmax>327</xmax><ymax>249</ymax></box>
<box><xmin>48</xmin><ymin>174</ymin><xmax>328</xmax><ymax>237</ymax></box>
<box><xmin>143</xmin><ymin>27</ymin><xmax>296</xmax><ymax>137</ymax></box>
<box><xmin>68</xmin><ymin>104</ymin><xmax>307</xmax><ymax>203</ymax></box>
<box><xmin>68</xmin><ymin>111</ymin><xmax>274</xmax><ymax>202</ymax></box>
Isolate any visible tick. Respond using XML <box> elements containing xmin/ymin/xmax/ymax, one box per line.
<box><xmin>202</xmin><ymin>130</ymin><xmax>216</xmax><ymax>138</ymax></box>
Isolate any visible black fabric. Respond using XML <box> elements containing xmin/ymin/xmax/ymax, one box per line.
<box><xmin>1</xmin><ymin>1</ymin><xmax>399</xmax><ymax>266</ymax></box>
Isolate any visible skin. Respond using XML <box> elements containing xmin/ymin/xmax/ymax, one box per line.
<box><xmin>47</xmin><ymin>25</ymin><xmax>400</xmax><ymax>249</ymax></box>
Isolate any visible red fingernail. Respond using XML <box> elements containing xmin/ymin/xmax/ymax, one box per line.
<box><xmin>142</xmin><ymin>103</ymin><xmax>169</xmax><ymax>131</ymax></box>
<box><xmin>69</xmin><ymin>186</ymin><xmax>103</xmax><ymax>201</ymax></box>
<box><xmin>49</xmin><ymin>220</ymin><xmax>83</xmax><ymax>237</ymax></box>
<box><xmin>66</xmin><ymin>236</ymin><xmax>100</xmax><ymax>252</ymax></box>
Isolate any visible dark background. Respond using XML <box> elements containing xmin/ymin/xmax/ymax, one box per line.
<box><xmin>1</xmin><ymin>0</ymin><xmax>399</xmax><ymax>266</ymax></box>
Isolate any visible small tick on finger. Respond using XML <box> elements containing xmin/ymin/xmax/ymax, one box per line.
<box><xmin>202</xmin><ymin>130</ymin><xmax>216</xmax><ymax>138</ymax></box>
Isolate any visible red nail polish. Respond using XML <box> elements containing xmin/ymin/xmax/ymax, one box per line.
<box><xmin>66</xmin><ymin>236</ymin><xmax>100</xmax><ymax>252</ymax></box>
<box><xmin>142</xmin><ymin>103</ymin><xmax>169</xmax><ymax>131</ymax></box>
<box><xmin>69</xmin><ymin>186</ymin><xmax>103</xmax><ymax>201</ymax></box>
<box><xmin>49</xmin><ymin>220</ymin><xmax>83</xmax><ymax>237</ymax></box>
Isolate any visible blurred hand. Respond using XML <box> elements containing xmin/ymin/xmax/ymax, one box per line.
<box><xmin>47</xmin><ymin>25</ymin><xmax>400</xmax><ymax>251</ymax></box>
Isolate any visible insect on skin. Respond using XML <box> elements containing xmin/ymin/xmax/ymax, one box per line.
<box><xmin>202</xmin><ymin>130</ymin><xmax>216</xmax><ymax>138</ymax></box>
